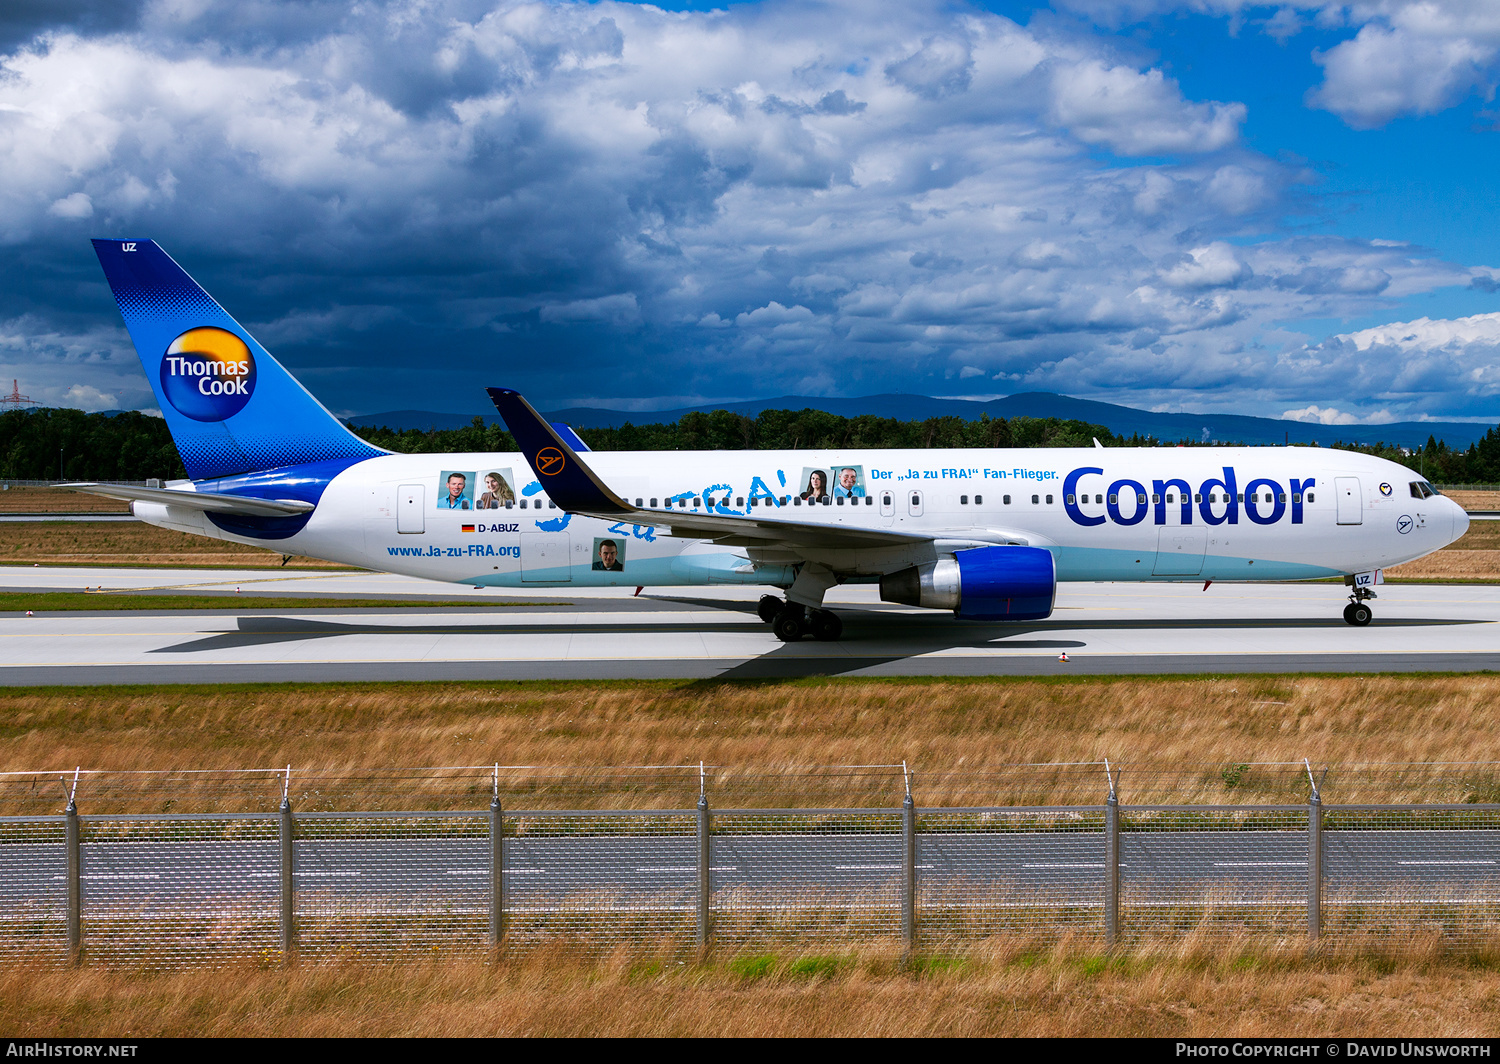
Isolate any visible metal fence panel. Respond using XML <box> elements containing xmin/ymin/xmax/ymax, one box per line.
<box><xmin>78</xmin><ymin>816</ymin><xmax>280</xmax><ymax>968</ymax></box>
<box><xmin>709</xmin><ymin>811</ymin><xmax>903</xmax><ymax>945</ymax></box>
<box><xmin>503</xmin><ymin>811</ymin><xmax>698</xmax><ymax>951</ymax></box>
<box><xmin>1324</xmin><ymin>807</ymin><xmax>1500</xmax><ymax>950</ymax></box>
<box><xmin>293</xmin><ymin>813</ymin><xmax>490</xmax><ymax>962</ymax></box>
<box><xmin>0</xmin><ymin>817</ymin><xmax>68</xmax><ymax>966</ymax></box>
<box><xmin>1121</xmin><ymin>807</ymin><xmax>1309</xmax><ymax>943</ymax></box>
<box><xmin>917</xmin><ymin>809</ymin><xmax>1106</xmax><ymax>945</ymax></box>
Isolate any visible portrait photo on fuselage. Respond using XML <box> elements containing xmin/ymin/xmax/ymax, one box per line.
<box><xmin>799</xmin><ymin>467</ymin><xmax>830</xmax><ymax>503</ymax></box>
<box><xmin>475</xmin><ymin>468</ymin><xmax>515</xmax><ymax>509</ymax></box>
<box><xmin>592</xmin><ymin>537</ymin><xmax>626</xmax><ymax>571</ymax></box>
<box><xmin>830</xmin><ymin>464</ymin><xmax>866</xmax><ymax>500</ymax></box>
<box><xmin>437</xmin><ymin>470</ymin><xmax>474</xmax><ymax>510</ymax></box>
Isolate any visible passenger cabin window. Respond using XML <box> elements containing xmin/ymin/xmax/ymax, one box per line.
<box><xmin>960</xmin><ymin>495</ymin><xmax>968</xmax><ymax>505</ymax></box>
<box><xmin>1031</xmin><ymin>494</ymin><xmax>1039</xmax><ymax>504</ymax></box>
<box><xmin>1046</xmin><ymin>495</ymin><xmax>1054</xmax><ymax>504</ymax></box>
<box><xmin>650</xmin><ymin>498</ymin><xmax>658</xmax><ymax>507</ymax></box>
<box><xmin>1003</xmin><ymin>495</ymin><xmax>1011</xmax><ymax>505</ymax></box>
<box><xmin>975</xmin><ymin>495</ymin><xmax>982</xmax><ymax>504</ymax></box>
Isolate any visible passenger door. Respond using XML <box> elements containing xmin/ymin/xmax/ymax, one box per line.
<box><xmin>1153</xmin><ymin>528</ymin><xmax>1205</xmax><ymax>575</ymax></box>
<box><xmin>397</xmin><ymin>484</ymin><xmax>424</xmax><ymax>534</ymax></box>
<box><xmin>520</xmin><ymin>533</ymin><xmax>572</xmax><ymax>582</ymax></box>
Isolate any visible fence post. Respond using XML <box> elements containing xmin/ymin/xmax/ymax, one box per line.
<box><xmin>1306</xmin><ymin>760</ymin><xmax>1322</xmax><ymax>945</ymax></box>
<box><xmin>696</xmin><ymin>788</ymin><xmax>711</xmax><ymax>950</ymax></box>
<box><xmin>1104</xmin><ymin>760</ymin><xmax>1119</xmax><ymax>947</ymax></box>
<box><xmin>279</xmin><ymin>771</ymin><xmax>295</xmax><ymax>966</ymax></box>
<box><xmin>489</xmin><ymin>792</ymin><xmax>504</xmax><ymax>951</ymax></box>
<box><xmin>901</xmin><ymin>788</ymin><xmax>916</xmax><ymax>955</ymax></box>
<box><xmin>65</xmin><ymin>793</ymin><xmax>81</xmax><ymax>967</ymax></box>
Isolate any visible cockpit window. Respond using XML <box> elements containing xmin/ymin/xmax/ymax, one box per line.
<box><xmin>1409</xmin><ymin>481</ymin><xmax>1437</xmax><ymax>500</ymax></box>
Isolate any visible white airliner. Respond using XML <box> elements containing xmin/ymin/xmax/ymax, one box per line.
<box><xmin>76</xmin><ymin>239</ymin><xmax>1469</xmax><ymax>639</ymax></box>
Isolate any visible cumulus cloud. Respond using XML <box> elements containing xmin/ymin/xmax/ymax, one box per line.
<box><xmin>1274</xmin><ymin>312</ymin><xmax>1500</xmax><ymax>420</ymax></box>
<box><xmin>1282</xmin><ymin>404</ymin><xmax>1371</xmax><ymax>425</ymax></box>
<box><xmin>1058</xmin><ymin>1</ymin><xmax>1500</xmax><ymax>128</ymax></box>
<box><xmin>0</xmin><ymin>0</ymin><xmax>1490</xmax><ymax>419</ymax></box>
<box><xmin>1048</xmin><ymin>61</ymin><xmax>1245</xmax><ymax>155</ymax></box>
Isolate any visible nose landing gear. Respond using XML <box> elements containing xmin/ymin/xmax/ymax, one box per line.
<box><xmin>1343</xmin><ymin>585</ymin><xmax>1375</xmax><ymax>627</ymax></box>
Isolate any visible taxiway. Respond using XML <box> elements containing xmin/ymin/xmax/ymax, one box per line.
<box><xmin>1</xmin><ymin>565</ymin><xmax>1496</xmax><ymax>684</ymax></box>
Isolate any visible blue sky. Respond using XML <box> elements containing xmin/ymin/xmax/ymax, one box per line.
<box><xmin>2</xmin><ymin>0</ymin><xmax>1498</xmax><ymax>426</ymax></box>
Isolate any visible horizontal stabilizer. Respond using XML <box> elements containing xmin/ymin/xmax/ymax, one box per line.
<box><xmin>61</xmin><ymin>483</ymin><xmax>315</xmax><ymax>517</ymax></box>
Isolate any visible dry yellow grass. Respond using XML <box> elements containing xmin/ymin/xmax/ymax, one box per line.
<box><xmin>4</xmin><ymin>945</ymin><xmax>1500</xmax><ymax>1037</ymax></box>
<box><xmin>0</xmin><ymin>521</ymin><xmax>351</xmax><ymax>568</ymax></box>
<box><xmin>1445</xmin><ymin>491</ymin><xmax>1500</xmax><ymax>511</ymax></box>
<box><xmin>0</xmin><ymin>487</ymin><xmax>130</xmax><ymax>513</ymax></box>
<box><xmin>6</xmin><ymin>676</ymin><xmax>1500</xmax><ymax>805</ymax></box>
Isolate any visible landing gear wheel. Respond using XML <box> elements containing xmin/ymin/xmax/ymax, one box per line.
<box><xmin>757</xmin><ymin>595</ymin><xmax>783</xmax><ymax>624</ymax></box>
<box><xmin>809</xmin><ymin>609</ymin><xmax>843</xmax><ymax>642</ymax></box>
<box><xmin>772</xmin><ymin>606</ymin><xmax>806</xmax><ymax>643</ymax></box>
<box><xmin>1344</xmin><ymin>602</ymin><xmax>1372</xmax><ymax>626</ymax></box>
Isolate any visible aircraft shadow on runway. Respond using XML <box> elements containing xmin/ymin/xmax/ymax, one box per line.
<box><xmin>145</xmin><ymin>607</ymin><xmax>1483</xmax><ymax>679</ymax></box>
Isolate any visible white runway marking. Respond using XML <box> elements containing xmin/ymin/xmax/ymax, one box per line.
<box><xmin>1397</xmin><ymin>860</ymin><xmax>1497</xmax><ymax>866</ymax></box>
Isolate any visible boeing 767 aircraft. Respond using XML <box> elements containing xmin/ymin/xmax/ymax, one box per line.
<box><xmin>75</xmin><ymin>239</ymin><xmax>1469</xmax><ymax>641</ymax></box>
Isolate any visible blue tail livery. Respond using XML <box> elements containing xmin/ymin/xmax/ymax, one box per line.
<box><xmin>92</xmin><ymin>239</ymin><xmax>384</xmax><ymax>480</ymax></box>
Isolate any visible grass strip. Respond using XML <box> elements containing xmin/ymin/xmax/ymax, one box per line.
<box><xmin>0</xmin><ymin>592</ymin><xmax>565</xmax><ymax>612</ymax></box>
<box><xmin>5</xmin><ymin>945</ymin><xmax>1500</xmax><ymax>1036</ymax></box>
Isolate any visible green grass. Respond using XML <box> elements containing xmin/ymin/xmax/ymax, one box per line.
<box><xmin>0</xmin><ymin>592</ymin><xmax>566</xmax><ymax>612</ymax></box>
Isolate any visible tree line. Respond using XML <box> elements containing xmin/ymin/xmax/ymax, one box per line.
<box><xmin>3</xmin><ymin>404</ymin><xmax>1498</xmax><ymax>484</ymax></box>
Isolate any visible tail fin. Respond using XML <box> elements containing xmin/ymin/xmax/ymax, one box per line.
<box><xmin>92</xmin><ymin>239</ymin><xmax>384</xmax><ymax>480</ymax></box>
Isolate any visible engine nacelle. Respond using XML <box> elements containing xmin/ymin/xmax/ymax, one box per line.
<box><xmin>879</xmin><ymin>545</ymin><xmax>1056</xmax><ymax>620</ymax></box>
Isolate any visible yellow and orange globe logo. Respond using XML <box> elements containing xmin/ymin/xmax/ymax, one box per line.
<box><xmin>160</xmin><ymin>327</ymin><xmax>257</xmax><ymax>421</ymax></box>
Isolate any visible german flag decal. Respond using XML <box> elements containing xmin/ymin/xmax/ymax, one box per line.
<box><xmin>461</xmin><ymin>524</ymin><xmax>475</xmax><ymax>533</ymax></box>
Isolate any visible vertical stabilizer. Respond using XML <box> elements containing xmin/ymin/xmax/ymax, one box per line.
<box><xmin>92</xmin><ymin>239</ymin><xmax>384</xmax><ymax>480</ymax></box>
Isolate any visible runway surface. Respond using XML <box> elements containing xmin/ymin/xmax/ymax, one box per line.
<box><xmin>5</xmin><ymin>827</ymin><xmax>1494</xmax><ymax>911</ymax></box>
<box><xmin>1</xmin><ymin>564</ymin><xmax>1497</xmax><ymax>683</ymax></box>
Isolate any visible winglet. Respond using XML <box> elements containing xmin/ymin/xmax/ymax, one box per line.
<box><xmin>487</xmin><ymin>388</ymin><xmax>631</xmax><ymax>516</ymax></box>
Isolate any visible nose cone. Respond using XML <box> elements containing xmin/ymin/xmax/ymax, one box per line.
<box><xmin>1450</xmin><ymin>497</ymin><xmax>1470</xmax><ymax>545</ymax></box>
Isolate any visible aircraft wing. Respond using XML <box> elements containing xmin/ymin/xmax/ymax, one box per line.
<box><xmin>487</xmin><ymin>388</ymin><xmax>937</xmax><ymax>550</ymax></box>
<box><xmin>60</xmin><ymin>483</ymin><xmax>315</xmax><ymax>517</ymax></box>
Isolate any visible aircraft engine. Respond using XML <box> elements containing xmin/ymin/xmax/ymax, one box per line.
<box><xmin>879</xmin><ymin>545</ymin><xmax>1056</xmax><ymax>620</ymax></box>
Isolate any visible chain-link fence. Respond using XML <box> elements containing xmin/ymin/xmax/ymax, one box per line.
<box><xmin>6</xmin><ymin>761</ymin><xmax>1500</xmax><ymax>966</ymax></box>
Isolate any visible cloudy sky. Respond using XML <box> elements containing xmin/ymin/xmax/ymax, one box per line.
<box><xmin>3</xmin><ymin>0</ymin><xmax>1499</xmax><ymax>424</ymax></box>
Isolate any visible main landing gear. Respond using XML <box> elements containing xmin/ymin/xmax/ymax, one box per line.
<box><xmin>758</xmin><ymin>595</ymin><xmax>842</xmax><ymax>642</ymax></box>
<box><xmin>1343</xmin><ymin>585</ymin><xmax>1375</xmax><ymax>627</ymax></box>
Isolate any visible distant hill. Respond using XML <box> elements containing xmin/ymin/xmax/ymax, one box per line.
<box><xmin>349</xmin><ymin>392</ymin><xmax>1498</xmax><ymax>450</ymax></box>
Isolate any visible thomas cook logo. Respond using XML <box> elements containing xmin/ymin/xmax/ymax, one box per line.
<box><xmin>536</xmin><ymin>447</ymin><xmax>565</xmax><ymax>475</ymax></box>
<box><xmin>160</xmin><ymin>327</ymin><xmax>257</xmax><ymax>422</ymax></box>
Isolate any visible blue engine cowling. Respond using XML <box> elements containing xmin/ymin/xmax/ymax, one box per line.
<box><xmin>878</xmin><ymin>546</ymin><xmax>1056</xmax><ymax>620</ymax></box>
